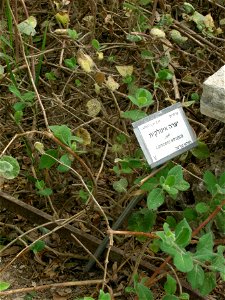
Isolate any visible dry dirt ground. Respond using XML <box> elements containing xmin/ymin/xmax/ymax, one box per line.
<box><xmin>0</xmin><ymin>0</ymin><xmax>225</xmax><ymax>299</ymax></box>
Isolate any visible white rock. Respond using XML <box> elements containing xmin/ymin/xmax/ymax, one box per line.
<box><xmin>200</xmin><ymin>65</ymin><xmax>225</xmax><ymax>123</ymax></box>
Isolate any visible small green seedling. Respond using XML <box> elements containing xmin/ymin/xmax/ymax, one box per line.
<box><xmin>35</xmin><ymin>179</ymin><xmax>53</xmax><ymax>196</ymax></box>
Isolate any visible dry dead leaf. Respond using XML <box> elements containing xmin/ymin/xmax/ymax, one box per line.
<box><xmin>86</xmin><ymin>99</ymin><xmax>101</xmax><ymax>117</ymax></box>
<box><xmin>150</xmin><ymin>27</ymin><xmax>166</xmax><ymax>38</ymax></box>
<box><xmin>105</xmin><ymin>76</ymin><xmax>119</xmax><ymax>91</ymax></box>
<box><xmin>76</xmin><ymin>128</ymin><xmax>91</xmax><ymax>145</ymax></box>
<box><xmin>94</xmin><ymin>83</ymin><xmax>101</xmax><ymax>94</ymax></box>
<box><xmin>105</xmin><ymin>14</ymin><xmax>114</xmax><ymax>25</ymax></box>
<box><xmin>204</xmin><ymin>13</ymin><xmax>215</xmax><ymax>29</ymax></box>
<box><xmin>94</xmin><ymin>72</ymin><xmax>105</xmax><ymax>85</ymax></box>
<box><xmin>53</xmin><ymin>29</ymin><xmax>68</xmax><ymax>35</ymax></box>
<box><xmin>97</xmin><ymin>51</ymin><xmax>104</xmax><ymax>60</ymax></box>
<box><xmin>116</xmin><ymin>65</ymin><xmax>133</xmax><ymax>77</ymax></box>
<box><xmin>55</xmin><ymin>11</ymin><xmax>70</xmax><ymax>27</ymax></box>
<box><xmin>77</xmin><ymin>50</ymin><xmax>95</xmax><ymax>73</ymax></box>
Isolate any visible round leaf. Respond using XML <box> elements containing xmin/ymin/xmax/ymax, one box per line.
<box><xmin>86</xmin><ymin>99</ymin><xmax>101</xmax><ymax>117</ymax></box>
<box><xmin>191</xmin><ymin>141</ymin><xmax>210</xmax><ymax>159</ymax></box>
<box><xmin>0</xmin><ymin>155</ymin><xmax>20</xmax><ymax>179</ymax></box>
<box><xmin>157</xmin><ymin>69</ymin><xmax>174</xmax><ymax>80</ymax></box>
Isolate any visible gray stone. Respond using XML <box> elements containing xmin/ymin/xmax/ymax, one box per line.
<box><xmin>200</xmin><ymin>65</ymin><xmax>225</xmax><ymax>123</ymax></box>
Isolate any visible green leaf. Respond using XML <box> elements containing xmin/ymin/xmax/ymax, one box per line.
<box><xmin>75</xmin><ymin>79</ymin><xmax>81</xmax><ymax>87</ymax></box>
<box><xmin>9</xmin><ymin>84</ymin><xmax>22</xmax><ymax>100</ymax></box>
<box><xmin>194</xmin><ymin>232</ymin><xmax>214</xmax><ymax>261</ymax></box>
<box><xmin>14</xmin><ymin>110</ymin><xmax>23</xmax><ymax>124</ymax></box>
<box><xmin>71</xmin><ymin>135</ymin><xmax>84</xmax><ymax>143</ymax></box>
<box><xmin>141</xmin><ymin>49</ymin><xmax>154</xmax><ymax>60</ymax></box>
<box><xmin>159</xmin><ymin>56</ymin><xmax>170</xmax><ymax>68</ymax></box>
<box><xmin>125</xmin><ymin>286</ymin><xmax>136</xmax><ymax>293</ymax></box>
<box><xmin>35</xmin><ymin>180</ymin><xmax>45</xmax><ymax>190</ymax></box>
<box><xmin>164</xmin><ymin>274</ymin><xmax>176</xmax><ymax>295</ymax></box>
<box><xmin>128</xmin><ymin>208</ymin><xmax>156</xmax><ymax>233</ymax></box>
<box><xmin>37</xmin><ymin>188</ymin><xmax>53</xmax><ymax>196</ymax></box>
<box><xmin>183</xmin><ymin>2</ymin><xmax>195</xmax><ymax>14</ymax></box>
<box><xmin>210</xmin><ymin>245</ymin><xmax>225</xmax><ymax>273</ymax></box>
<box><xmin>116</xmin><ymin>133</ymin><xmax>127</xmax><ymax>144</ymax></box>
<box><xmin>191</xmin><ymin>92</ymin><xmax>200</xmax><ymax>101</ymax></box>
<box><xmin>187</xmin><ymin>264</ymin><xmax>205</xmax><ymax>289</ymax></box>
<box><xmin>35</xmin><ymin>180</ymin><xmax>52</xmax><ymax>196</ymax></box>
<box><xmin>215</xmin><ymin>212</ymin><xmax>225</xmax><ymax>234</ymax></box>
<box><xmin>195</xmin><ymin>202</ymin><xmax>209</xmax><ymax>214</ymax></box>
<box><xmin>22</xmin><ymin>91</ymin><xmax>35</xmax><ymax>102</ymax></box>
<box><xmin>218</xmin><ymin>172</ymin><xmax>225</xmax><ymax>187</ymax></box>
<box><xmin>121</xmin><ymin>110</ymin><xmax>148</xmax><ymax>121</ymax></box>
<box><xmin>183</xmin><ymin>208</ymin><xmax>198</xmax><ymax>221</ymax></box>
<box><xmin>191</xmin><ymin>141</ymin><xmax>210</xmax><ymax>159</ymax></box>
<box><xmin>126</xmin><ymin>34</ymin><xmax>142</xmax><ymax>42</ymax></box>
<box><xmin>136</xmin><ymin>88</ymin><xmax>153</xmax><ymax>106</ymax></box>
<box><xmin>162</xmin><ymin>296</ymin><xmax>178</xmax><ymax>300</ymax></box>
<box><xmin>173</xmin><ymin>251</ymin><xmax>193</xmax><ymax>272</ymax></box>
<box><xmin>198</xmin><ymin>272</ymin><xmax>216</xmax><ymax>296</ymax></box>
<box><xmin>128</xmin><ymin>88</ymin><xmax>153</xmax><ymax>108</ymax></box>
<box><xmin>113</xmin><ymin>177</ymin><xmax>128</xmax><ymax>193</ymax></box>
<box><xmin>163</xmin><ymin>185</ymin><xmax>178</xmax><ymax>199</ymax></box>
<box><xmin>203</xmin><ymin>170</ymin><xmax>217</xmax><ymax>195</ymax></box>
<box><xmin>98</xmin><ymin>289</ymin><xmax>111</xmax><ymax>300</ymax></box>
<box><xmin>179</xmin><ymin>293</ymin><xmax>190</xmax><ymax>300</ymax></box>
<box><xmin>168</xmin><ymin>165</ymin><xmax>183</xmax><ymax>184</ymax></box>
<box><xmin>30</xmin><ymin>240</ymin><xmax>45</xmax><ymax>253</ymax></box>
<box><xmin>176</xmin><ymin>180</ymin><xmax>190</xmax><ymax>191</ymax></box>
<box><xmin>216</xmin><ymin>183</ymin><xmax>225</xmax><ymax>194</ymax></box>
<box><xmin>139</xmin><ymin>0</ymin><xmax>152</xmax><ymax>5</ymax></box>
<box><xmin>141</xmin><ymin>177</ymin><xmax>159</xmax><ymax>192</ymax></box>
<box><xmin>147</xmin><ymin>188</ymin><xmax>165</xmax><ymax>210</ymax></box>
<box><xmin>166</xmin><ymin>216</ymin><xmax>177</xmax><ymax>228</ymax></box>
<box><xmin>160</xmin><ymin>242</ymin><xmax>177</xmax><ymax>256</ymax></box>
<box><xmin>157</xmin><ymin>69</ymin><xmax>173</xmax><ymax>80</ymax></box>
<box><xmin>45</xmin><ymin>72</ymin><xmax>57</xmax><ymax>81</ymax></box>
<box><xmin>0</xmin><ymin>35</ymin><xmax>13</xmax><ymax>49</ymax></box>
<box><xmin>136</xmin><ymin>282</ymin><xmax>153</xmax><ymax>300</ymax></box>
<box><xmin>167</xmin><ymin>165</ymin><xmax>189</xmax><ymax>191</ymax></box>
<box><xmin>68</xmin><ymin>29</ymin><xmax>79</xmax><ymax>40</ymax></box>
<box><xmin>92</xmin><ymin>39</ymin><xmax>100</xmax><ymax>51</ymax></box>
<box><xmin>0</xmin><ymin>155</ymin><xmax>20</xmax><ymax>179</ymax></box>
<box><xmin>164</xmin><ymin>175</ymin><xmax>176</xmax><ymax>187</ymax></box>
<box><xmin>13</xmin><ymin>102</ymin><xmax>26</xmax><ymax>111</ymax></box>
<box><xmin>79</xmin><ymin>189</ymin><xmax>89</xmax><ymax>203</ymax></box>
<box><xmin>191</xmin><ymin>11</ymin><xmax>205</xmax><ymax>32</ymax></box>
<box><xmin>49</xmin><ymin>125</ymin><xmax>72</xmax><ymax>146</ymax></box>
<box><xmin>0</xmin><ymin>281</ymin><xmax>10</xmax><ymax>291</ymax></box>
<box><xmin>175</xmin><ymin>219</ymin><xmax>192</xmax><ymax>247</ymax></box>
<box><xmin>57</xmin><ymin>154</ymin><xmax>72</xmax><ymax>172</ymax></box>
<box><xmin>17</xmin><ymin>16</ymin><xmax>37</xmax><ymax>36</ymax></box>
<box><xmin>170</xmin><ymin>30</ymin><xmax>188</xmax><ymax>45</ymax></box>
<box><xmin>39</xmin><ymin>149</ymin><xmax>58</xmax><ymax>169</ymax></box>
<box><xmin>64</xmin><ymin>57</ymin><xmax>77</xmax><ymax>69</ymax></box>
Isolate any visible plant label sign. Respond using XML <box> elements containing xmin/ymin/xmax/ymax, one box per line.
<box><xmin>132</xmin><ymin>103</ymin><xmax>197</xmax><ymax>168</ymax></box>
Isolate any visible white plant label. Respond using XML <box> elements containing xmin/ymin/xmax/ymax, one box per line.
<box><xmin>132</xmin><ymin>103</ymin><xmax>197</xmax><ymax>168</ymax></box>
